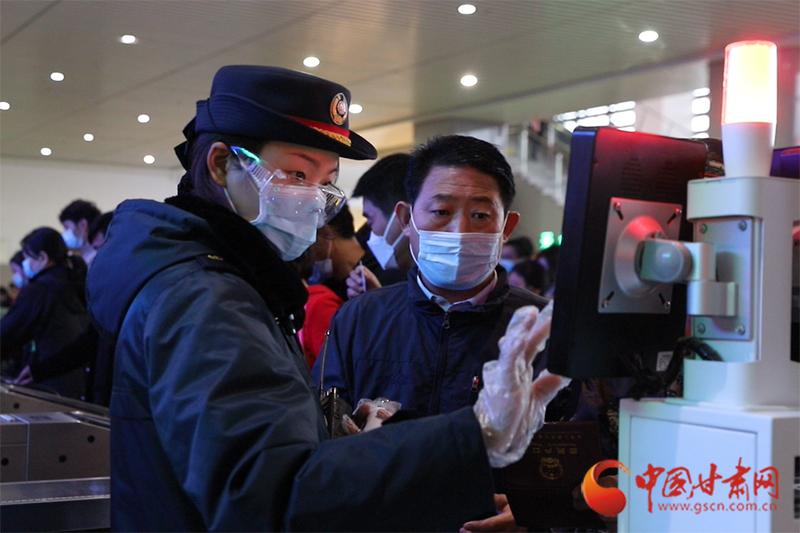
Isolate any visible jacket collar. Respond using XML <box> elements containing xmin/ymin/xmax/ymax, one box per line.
<box><xmin>165</xmin><ymin>195</ymin><xmax>308</xmax><ymax>329</ymax></box>
<box><xmin>406</xmin><ymin>266</ymin><xmax>510</xmax><ymax>314</ymax></box>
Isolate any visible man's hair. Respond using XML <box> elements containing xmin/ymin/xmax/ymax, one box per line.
<box><xmin>326</xmin><ymin>203</ymin><xmax>355</xmax><ymax>239</ymax></box>
<box><xmin>352</xmin><ymin>153</ymin><xmax>410</xmax><ymax>217</ymax></box>
<box><xmin>406</xmin><ymin>135</ymin><xmax>515</xmax><ymax>210</ymax></box>
<box><xmin>506</xmin><ymin>236</ymin><xmax>534</xmax><ymax>259</ymax></box>
<box><xmin>88</xmin><ymin>212</ymin><xmax>113</xmax><ymax>242</ymax></box>
<box><xmin>59</xmin><ymin>200</ymin><xmax>101</xmax><ymax>225</ymax></box>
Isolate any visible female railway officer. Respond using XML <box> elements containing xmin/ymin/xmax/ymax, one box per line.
<box><xmin>87</xmin><ymin>65</ymin><xmax>566</xmax><ymax>531</ymax></box>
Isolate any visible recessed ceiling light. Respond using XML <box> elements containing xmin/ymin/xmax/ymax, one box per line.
<box><xmin>638</xmin><ymin>30</ymin><xmax>659</xmax><ymax>43</ymax></box>
<box><xmin>303</xmin><ymin>56</ymin><xmax>320</xmax><ymax>68</ymax></box>
<box><xmin>84</xmin><ymin>133</ymin><xmax>94</xmax><ymax>142</ymax></box>
<box><xmin>460</xmin><ymin>74</ymin><xmax>478</xmax><ymax>87</ymax></box>
<box><xmin>0</xmin><ymin>101</ymin><xmax>9</xmax><ymax>110</ymax></box>
<box><xmin>50</xmin><ymin>72</ymin><xmax>65</xmax><ymax>82</ymax></box>
<box><xmin>137</xmin><ymin>114</ymin><xmax>150</xmax><ymax>124</ymax></box>
<box><xmin>120</xmin><ymin>34</ymin><xmax>137</xmax><ymax>44</ymax></box>
<box><xmin>143</xmin><ymin>155</ymin><xmax>155</xmax><ymax>164</ymax></box>
<box><xmin>349</xmin><ymin>103</ymin><xmax>363</xmax><ymax>114</ymax></box>
<box><xmin>458</xmin><ymin>4</ymin><xmax>476</xmax><ymax>15</ymax></box>
<box><xmin>40</xmin><ymin>147</ymin><xmax>52</xmax><ymax>156</ymax></box>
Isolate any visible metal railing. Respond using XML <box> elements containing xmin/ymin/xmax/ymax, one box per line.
<box><xmin>503</xmin><ymin>122</ymin><xmax>572</xmax><ymax>206</ymax></box>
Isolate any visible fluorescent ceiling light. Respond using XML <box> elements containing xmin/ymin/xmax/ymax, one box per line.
<box><xmin>460</xmin><ymin>74</ymin><xmax>478</xmax><ymax>87</ymax></box>
<box><xmin>639</xmin><ymin>30</ymin><xmax>659</xmax><ymax>43</ymax></box>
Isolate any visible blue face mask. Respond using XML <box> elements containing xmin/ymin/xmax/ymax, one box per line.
<box><xmin>22</xmin><ymin>258</ymin><xmax>41</xmax><ymax>280</ymax></box>
<box><xmin>12</xmin><ymin>272</ymin><xmax>26</xmax><ymax>289</ymax></box>
<box><xmin>62</xmin><ymin>228</ymin><xmax>84</xmax><ymax>250</ymax></box>
<box><xmin>499</xmin><ymin>259</ymin><xmax>517</xmax><ymax>273</ymax></box>
<box><xmin>409</xmin><ymin>207</ymin><xmax>504</xmax><ymax>291</ymax></box>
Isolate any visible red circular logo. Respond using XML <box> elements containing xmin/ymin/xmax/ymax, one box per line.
<box><xmin>582</xmin><ymin>460</ymin><xmax>631</xmax><ymax>516</ymax></box>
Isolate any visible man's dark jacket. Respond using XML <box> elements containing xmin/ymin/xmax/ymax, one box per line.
<box><xmin>87</xmin><ymin>196</ymin><xmax>495</xmax><ymax>532</ymax></box>
<box><xmin>314</xmin><ymin>267</ymin><xmax>549</xmax><ymax>415</ymax></box>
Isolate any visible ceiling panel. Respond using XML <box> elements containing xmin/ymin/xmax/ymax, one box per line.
<box><xmin>1</xmin><ymin>0</ymin><xmax>798</xmax><ymax>169</ymax></box>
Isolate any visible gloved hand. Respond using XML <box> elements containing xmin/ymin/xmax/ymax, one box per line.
<box><xmin>473</xmin><ymin>302</ymin><xmax>570</xmax><ymax>468</ymax></box>
<box><xmin>342</xmin><ymin>397</ymin><xmax>402</xmax><ymax>434</ymax></box>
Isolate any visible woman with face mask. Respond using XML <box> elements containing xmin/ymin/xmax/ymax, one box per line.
<box><xmin>0</xmin><ymin>228</ymin><xmax>90</xmax><ymax>398</ymax></box>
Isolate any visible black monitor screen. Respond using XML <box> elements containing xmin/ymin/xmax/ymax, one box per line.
<box><xmin>547</xmin><ymin>127</ymin><xmax>708</xmax><ymax>379</ymax></box>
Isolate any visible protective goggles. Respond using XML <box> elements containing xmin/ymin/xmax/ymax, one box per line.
<box><xmin>230</xmin><ymin>146</ymin><xmax>346</xmax><ymax>224</ymax></box>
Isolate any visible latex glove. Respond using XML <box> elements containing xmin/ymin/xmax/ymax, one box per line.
<box><xmin>473</xmin><ymin>302</ymin><xmax>570</xmax><ymax>468</ymax></box>
<box><xmin>345</xmin><ymin>264</ymin><xmax>381</xmax><ymax>299</ymax></box>
<box><xmin>461</xmin><ymin>494</ymin><xmax>526</xmax><ymax>532</ymax></box>
<box><xmin>341</xmin><ymin>397</ymin><xmax>401</xmax><ymax>434</ymax></box>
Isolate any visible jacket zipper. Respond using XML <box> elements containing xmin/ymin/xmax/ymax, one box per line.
<box><xmin>427</xmin><ymin>312</ymin><xmax>451</xmax><ymax>415</ymax></box>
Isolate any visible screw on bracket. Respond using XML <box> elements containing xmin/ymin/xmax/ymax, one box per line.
<box><xmin>613</xmin><ymin>202</ymin><xmax>623</xmax><ymax>220</ymax></box>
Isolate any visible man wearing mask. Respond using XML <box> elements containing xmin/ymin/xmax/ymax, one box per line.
<box><xmin>347</xmin><ymin>153</ymin><xmax>414</xmax><ymax>298</ymax></box>
<box><xmin>59</xmin><ymin>199</ymin><xmax>101</xmax><ymax>266</ymax></box>
<box><xmin>87</xmin><ymin>67</ymin><xmax>567</xmax><ymax>531</ymax></box>
<box><xmin>315</xmin><ymin>136</ymin><xmax>565</xmax><ymax>530</ymax></box>
<box><xmin>315</xmin><ymin>135</ymin><xmax>554</xmax><ymax>415</ymax></box>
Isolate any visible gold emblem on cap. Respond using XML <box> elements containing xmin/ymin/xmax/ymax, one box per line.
<box><xmin>330</xmin><ymin>93</ymin><xmax>348</xmax><ymax>126</ymax></box>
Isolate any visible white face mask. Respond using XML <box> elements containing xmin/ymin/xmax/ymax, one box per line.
<box><xmin>62</xmin><ymin>228</ymin><xmax>84</xmax><ymax>250</ymax></box>
<box><xmin>367</xmin><ymin>211</ymin><xmax>402</xmax><ymax>269</ymax></box>
<box><xmin>409</xmin><ymin>207</ymin><xmax>504</xmax><ymax>291</ymax></box>
<box><xmin>226</xmin><ymin>147</ymin><xmax>342</xmax><ymax>262</ymax></box>
<box><xmin>252</xmin><ymin>184</ymin><xmax>326</xmax><ymax>261</ymax></box>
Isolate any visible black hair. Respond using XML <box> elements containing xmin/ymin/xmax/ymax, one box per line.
<box><xmin>10</xmin><ymin>251</ymin><xmax>24</xmax><ymax>267</ymax></box>
<box><xmin>59</xmin><ymin>200</ymin><xmax>101</xmax><ymax>225</ymax></box>
<box><xmin>21</xmin><ymin>227</ymin><xmax>69</xmax><ymax>267</ymax></box>
<box><xmin>506</xmin><ymin>236</ymin><xmax>534</xmax><ymax>259</ymax></box>
<box><xmin>326</xmin><ymin>203</ymin><xmax>355</xmax><ymax>239</ymax></box>
<box><xmin>177</xmin><ymin>132</ymin><xmax>268</xmax><ymax>204</ymax></box>
<box><xmin>88</xmin><ymin>212</ymin><xmax>113</xmax><ymax>242</ymax></box>
<box><xmin>352</xmin><ymin>153</ymin><xmax>410</xmax><ymax>217</ymax></box>
<box><xmin>406</xmin><ymin>135</ymin><xmax>515</xmax><ymax>210</ymax></box>
<box><xmin>511</xmin><ymin>259</ymin><xmax>548</xmax><ymax>293</ymax></box>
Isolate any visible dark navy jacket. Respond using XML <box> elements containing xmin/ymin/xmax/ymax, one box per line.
<box><xmin>87</xmin><ymin>197</ymin><xmax>496</xmax><ymax>532</ymax></box>
<box><xmin>314</xmin><ymin>268</ymin><xmax>549</xmax><ymax>415</ymax></box>
<box><xmin>1</xmin><ymin>264</ymin><xmax>90</xmax><ymax>398</ymax></box>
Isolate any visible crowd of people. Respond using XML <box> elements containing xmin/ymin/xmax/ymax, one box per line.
<box><xmin>1</xmin><ymin>200</ymin><xmax>115</xmax><ymax>405</ymax></box>
<box><xmin>0</xmin><ymin>65</ymin><xmax>615</xmax><ymax>532</ymax></box>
